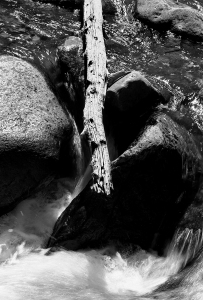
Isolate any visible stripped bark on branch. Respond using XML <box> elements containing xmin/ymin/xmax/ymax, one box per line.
<box><xmin>83</xmin><ymin>0</ymin><xmax>113</xmax><ymax>195</ymax></box>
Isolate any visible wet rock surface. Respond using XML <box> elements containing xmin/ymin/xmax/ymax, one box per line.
<box><xmin>48</xmin><ymin>92</ymin><xmax>203</xmax><ymax>253</ymax></box>
<box><xmin>0</xmin><ymin>55</ymin><xmax>82</xmax><ymax>212</ymax></box>
<box><xmin>57</xmin><ymin>36</ymin><xmax>85</xmax><ymax>132</ymax></box>
<box><xmin>1</xmin><ymin>0</ymin><xmax>203</xmax><ymax>258</ymax></box>
<box><xmin>104</xmin><ymin>70</ymin><xmax>172</xmax><ymax>158</ymax></box>
<box><xmin>133</xmin><ymin>0</ymin><xmax>203</xmax><ymax>41</ymax></box>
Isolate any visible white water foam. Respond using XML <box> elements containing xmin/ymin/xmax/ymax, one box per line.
<box><xmin>0</xmin><ymin>176</ymin><xmax>188</xmax><ymax>300</ymax></box>
<box><xmin>0</xmin><ymin>245</ymin><xmax>185</xmax><ymax>300</ymax></box>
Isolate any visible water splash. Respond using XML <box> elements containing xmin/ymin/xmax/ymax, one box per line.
<box><xmin>0</xmin><ymin>178</ymin><xmax>75</xmax><ymax>262</ymax></box>
<box><xmin>0</xmin><ymin>175</ymin><xmax>188</xmax><ymax>300</ymax></box>
<box><xmin>0</xmin><ymin>241</ymin><xmax>186</xmax><ymax>300</ymax></box>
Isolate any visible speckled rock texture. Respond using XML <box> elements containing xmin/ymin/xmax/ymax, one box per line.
<box><xmin>0</xmin><ymin>55</ymin><xmax>82</xmax><ymax>212</ymax></box>
<box><xmin>133</xmin><ymin>0</ymin><xmax>203</xmax><ymax>41</ymax></box>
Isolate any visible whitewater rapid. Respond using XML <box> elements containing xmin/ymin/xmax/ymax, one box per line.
<box><xmin>0</xmin><ymin>175</ymin><xmax>189</xmax><ymax>300</ymax></box>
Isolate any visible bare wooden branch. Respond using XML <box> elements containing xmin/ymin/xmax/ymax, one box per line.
<box><xmin>83</xmin><ymin>0</ymin><xmax>113</xmax><ymax>195</ymax></box>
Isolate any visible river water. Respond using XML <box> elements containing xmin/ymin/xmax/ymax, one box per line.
<box><xmin>1</xmin><ymin>0</ymin><xmax>203</xmax><ymax>94</ymax></box>
<box><xmin>0</xmin><ymin>0</ymin><xmax>203</xmax><ymax>299</ymax></box>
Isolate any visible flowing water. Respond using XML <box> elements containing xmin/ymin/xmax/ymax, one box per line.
<box><xmin>0</xmin><ymin>182</ymin><xmax>192</xmax><ymax>300</ymax></box>
<box><xmin>0</xmin><ymin>0</ymin><xmax>203</xmax><ymax>299</ymax></box>
<box><xmin>106</xmin><ymin>0</ymin><xmax>203</xmax><ymax>95</ymax></box>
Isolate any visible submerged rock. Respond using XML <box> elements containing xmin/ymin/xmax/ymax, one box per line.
<box><xmin>0</xmin><ymin>55</ymin><xmax>83</xmax><ymax>213</ymax></box>
<box><xmin>133</xmin><ymin>0</ymin><xmax>203</xmax><ymax>41</ymax></box>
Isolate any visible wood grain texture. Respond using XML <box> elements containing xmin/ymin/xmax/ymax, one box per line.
<box><xmin>83</xmin><ymin>0</ymin><xmax>113</xmax><ymax>195</ymax></box>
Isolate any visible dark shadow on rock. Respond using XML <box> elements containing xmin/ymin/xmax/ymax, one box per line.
<box><xmin>57</xmin><ymin>36</ymin><xmax>85</xmax><ymax>133</ymax></box>
<box><xmin>0</xmin><ymin>55</ymin><xmax>83</xmax><ymax>214</ymax></box>
<box><xmin>104</xmin><ymin>70</ymin><xmax>172</xmax><ymax>159</ymax></box>
<box><xmin>47</xmin><ymin>101</ymin><xmax>203</xmax><ymax>254</ymax></box>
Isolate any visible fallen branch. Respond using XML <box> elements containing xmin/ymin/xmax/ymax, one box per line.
<box><xmin>83</xmin><ymin>0</ymin><xmax>113</xmax><ymax>195</ymax></box>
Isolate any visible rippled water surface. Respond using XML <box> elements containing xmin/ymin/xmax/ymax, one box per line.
<box><xmin>0</xmin><ymin>1</ymin><xmax>203</xmax><ymax>299</ymax></box>
<box><xmin>0</xmin><ymin>0</ymin><xmax>203</xmax><ymax>96</ymax></box>
<box><xmin>0</xmin><ymin>0</ymin><xmax>81</xmax><ymax>76</ymax></box>
<box><xmin>106</xmin><ymin>0</ymin><xmax>203</xmax><ymax>95</ymax></box>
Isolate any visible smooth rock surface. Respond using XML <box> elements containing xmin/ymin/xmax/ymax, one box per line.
<box><xmin>104</xmin><ymin>70</ymin><xmax>172</xmax><ymax>158</ymax></box>
<box><xmin>48</xmin><ymin>103</ymin><xmax>203</xmax><ymax>253</ymax></box>
<box><xmin>0</xmin><ymin>55</ymin><xmax>82</xmax><ymax>212</ymax></box>
<box><xmin>133</xmin><ymin>0</ymin><xmax>203</xmax><ymax>41</ymax></box>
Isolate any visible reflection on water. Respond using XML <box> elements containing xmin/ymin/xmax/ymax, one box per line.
<box><xmin>0</xmin><ymin>0</ymin><xmax>81</xmax><ymax>80</ymax></box>
<box><xmin>106</xmin><ymin>0</ymin><xmax>203</xmax><ymax>95</ymax></box>
<box><xmin>0</xmin><ymin>0</ymin><xmax>203</xmax><ymax>299</ymax></box>
<box><xmin>185</xmin><ymin>0</ymin><xmax>203</xmax><ymax>10</ymax></box>
<box><xmin>0</xmin><ymin>0</ymin><xmax>203</xmax><ymax>96</ymax></box>
<box><xmin>0</xmin><ymin>0</ymin><xmax>80</xmax><ymax>46</ymax></box>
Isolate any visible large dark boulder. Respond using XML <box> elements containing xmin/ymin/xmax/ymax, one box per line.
<box><xmin>57</xmin><ymin>49</ymin><xmax>173</xmax><ymax>157</ymax></box>
<box><xmin>133</xmin><ymin>0</ymin><xmax>203</xmax><ymax>41</ymax></box>
<box><xmin>104</xmin><ymin>70</ymin><xmax>172</xmax><ymax>159</ymax></box>
<box><xmin>0</xmin><ymin>55</ymin><xmax>83</xmax><ymax>213</ymax></box>
<box><xmin>48</xmin><ymin>101</ymin><xmax>203</xmax><ymax>253</ymax></box>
